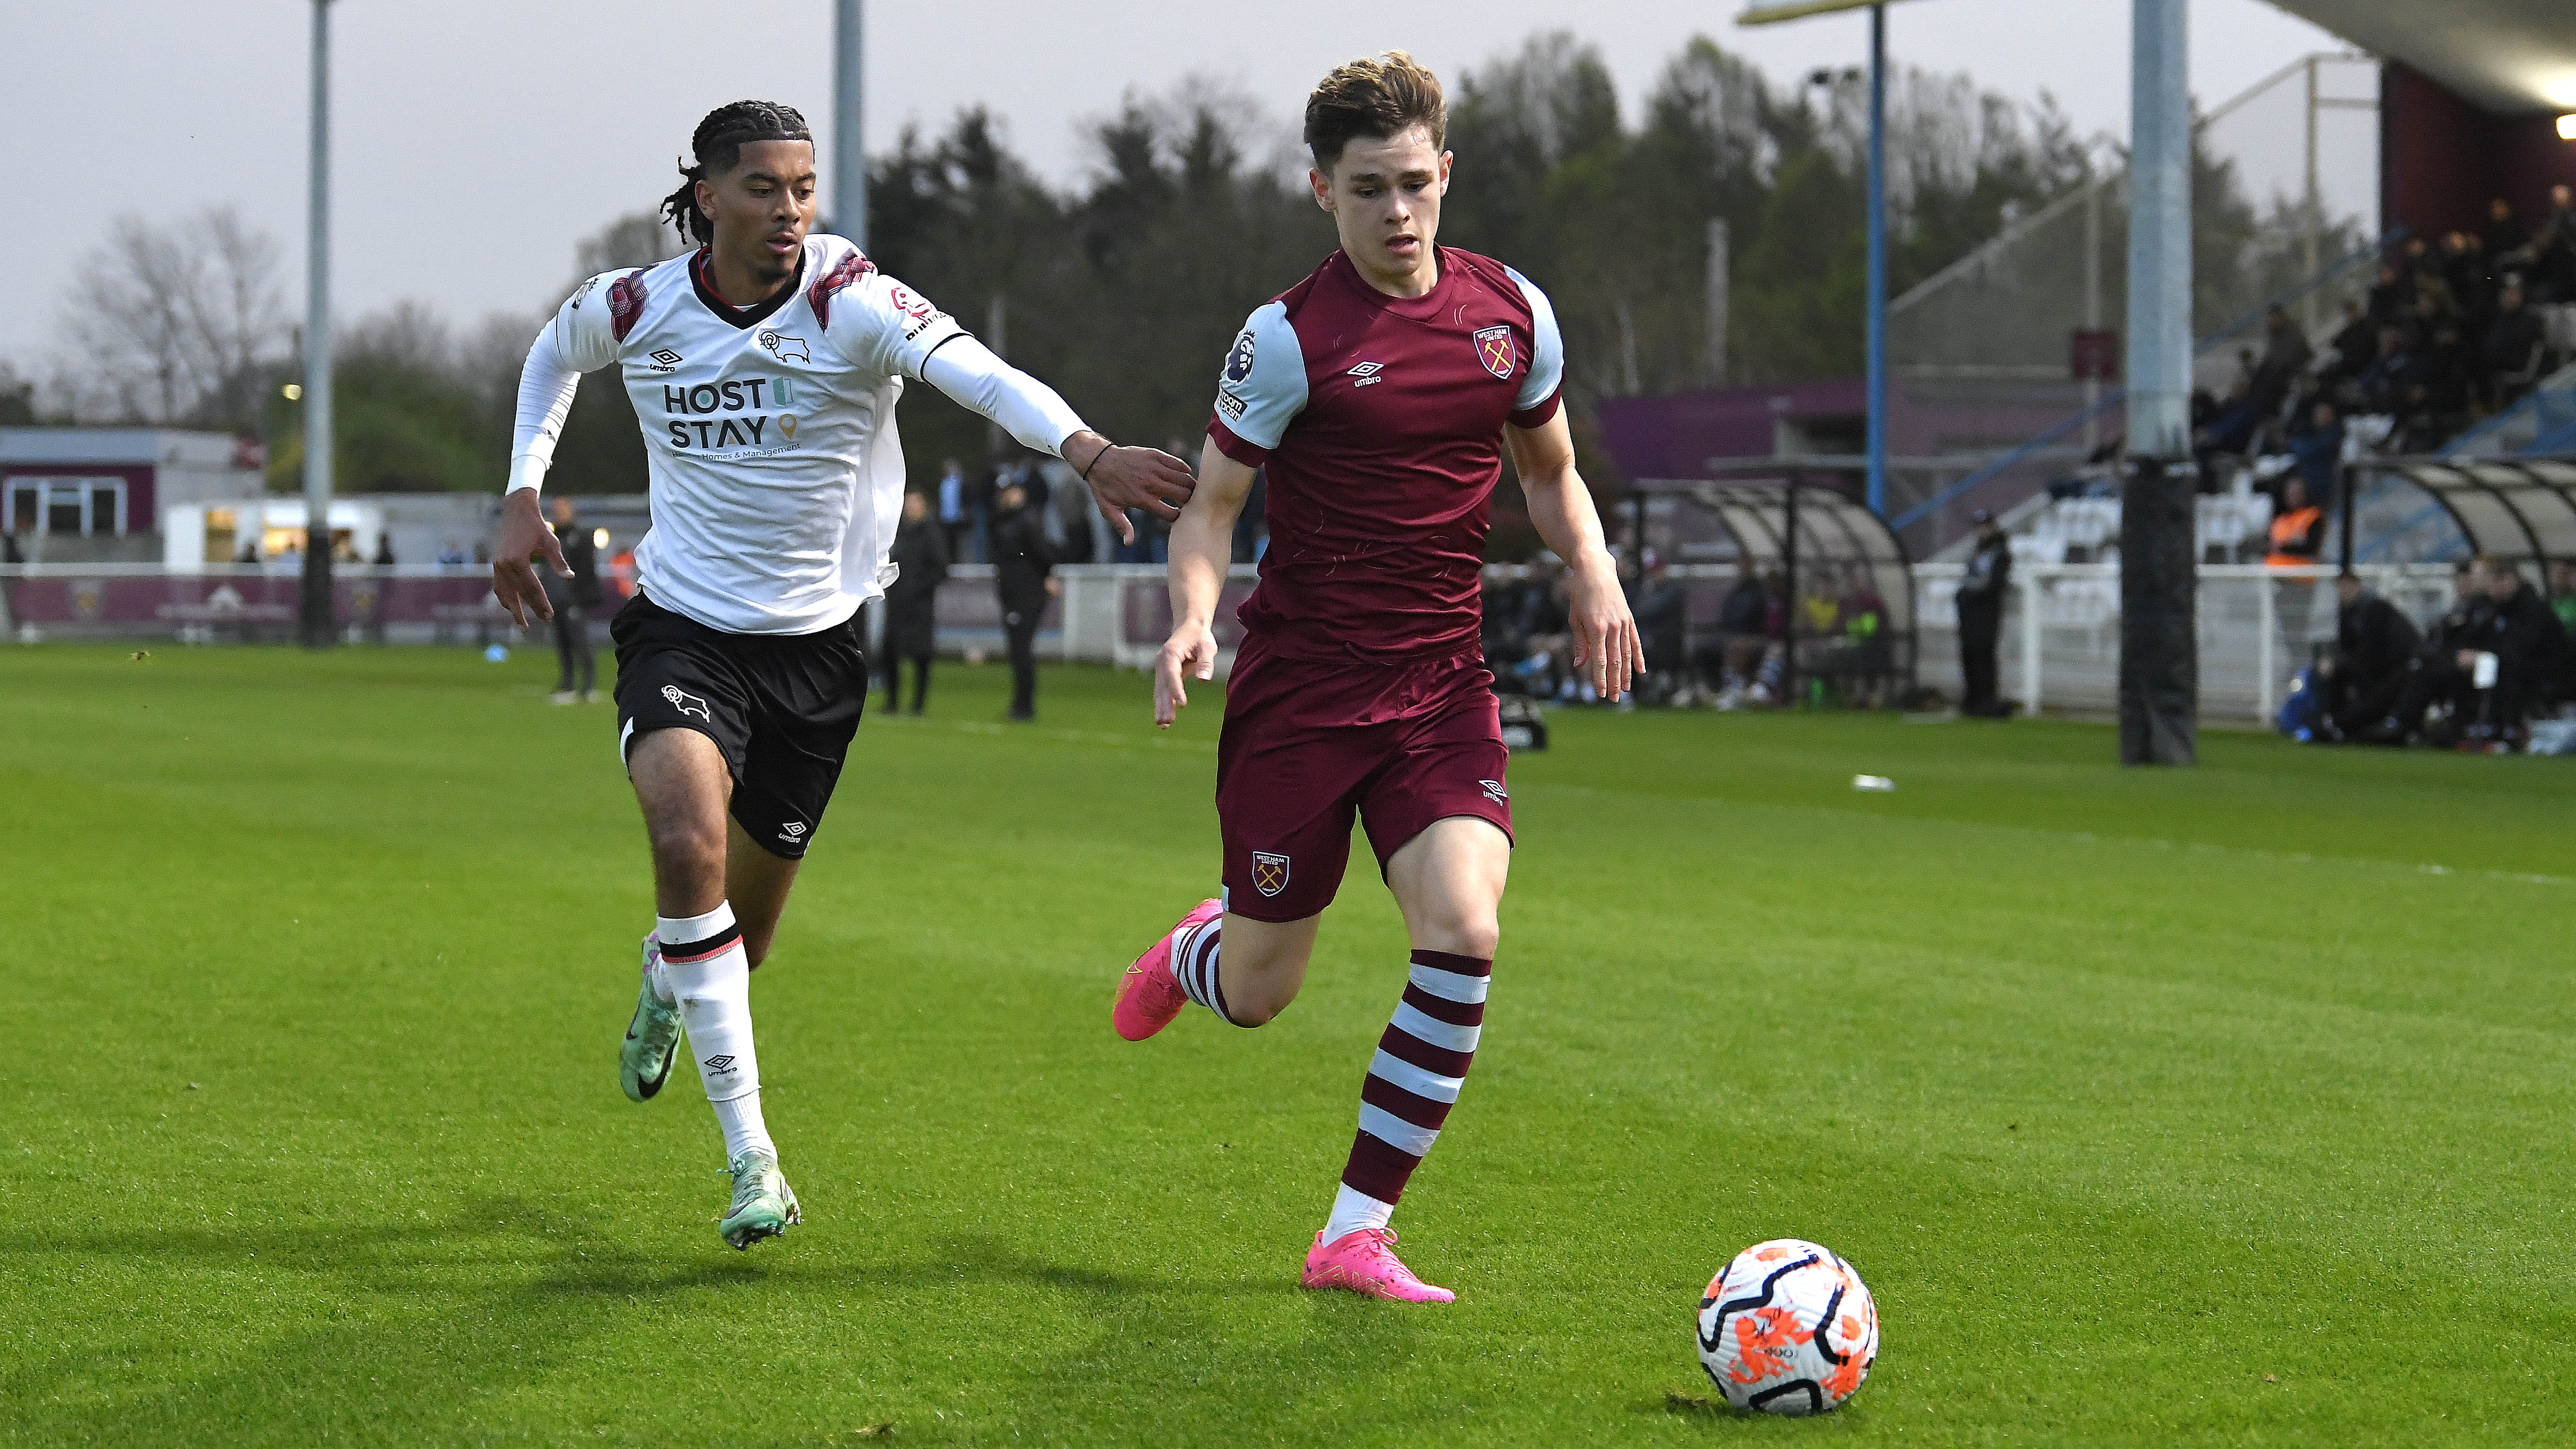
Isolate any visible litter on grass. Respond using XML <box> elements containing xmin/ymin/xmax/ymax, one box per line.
<box><xmin>1852</xmin><ymin>774</ymin><xmax>1896</xmax><ymax>792</ymax></box>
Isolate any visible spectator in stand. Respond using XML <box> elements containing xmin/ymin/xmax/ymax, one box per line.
<box><xmin>989</xmin><ymin>478</ymin><xmax>1057</xmax><ymax>722</ymax></box>
<box><xmin>2481</xmin><ymin>196</ymin><xmax>2526</xmax><ymax>264</ymax></box>
<box><xmin>933</xmin><ymin>456</ymin><xmax>971</xmax><ymax>563</ymax></box>
<box><xmin>881</xmin><ymin>491</ymin><xmax>948</xmax><ymax>714</ymax></box>
<box><xmin>436</xmin><ymin>539</ymin><xmax>466</xmax><ymax>569</ymax></box>
<box><xmin>2317</xmin><ymin>571</ymin><xmax>2419</xmax><ymax>741</ymax></box>
<box><xmin>2552</xmin><ymin>560</ymin><xmax>2576</xmax><ymax>636</ymax></box>
<box><xmin>544</xmin><ymin>497</ymin><xmax>602</xmax><ymax>704</ymax></box>
<box><xmin>2323</xmin><ymin>299</ymin><xmax>2378</xmax><ymax>386</ymax></box>
<box><xmin>1956</xmin><ymin>509</ymin><xmax>2012</xmax><ymax>718</ymax></box>
<box><xmin>2367</xmin><ymin>261</ymin><xmax>2409</xmax><ymax>326</ymax></box>
<box><xmin>371</xmin><ymin>534</ymin><xmax>395</xmax><ymax>567</ymax></box>
<box><xmin>2508</xmin><ymin>184</ymin><xmax>2576</xmax><ymax>302</ymax></box>
<box><xmin>2256</xmin><ymin>306</ymin><xmax>2311</xmax><ymax>400</ymax></box>
<box><xmin>2484</xmin><ymin>280</ymin><xmax>2549</xmax><ymax>408</ymax></box>
<box><xmin>2283</xmin><ymin>402</ymin><xmax>2343</xmax><ymax>510</ymax></box>
<box><xmin>1511</xmin><ymin>556</ymin><xmax>1574</xmax><ymax>697</ymax></box>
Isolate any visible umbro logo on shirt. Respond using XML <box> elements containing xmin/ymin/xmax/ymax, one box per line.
<box><xmin>1348</xmin><ymin>361</ymin><xmax>1385</xmax><ymax>387</ymax></box>
<box><xmin>648</xmin><ymin>348</ymin><xmax>683</xmax><ymax>370</ymax></box>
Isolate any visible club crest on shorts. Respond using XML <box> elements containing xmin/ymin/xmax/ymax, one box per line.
<box><xmin>1250</xmin><ymin>851</ymin><xmax>1291</xmax><ymax>898</ymax></box>
<box><xmin>660</xmin><ymin>684</ymin><xmax>712</xmax><ymax>721</ymax></box>
<box><xmin>1473</xmin><ymin>325</ymin><xmax>1516</xmax><ymax>379</ymax></box>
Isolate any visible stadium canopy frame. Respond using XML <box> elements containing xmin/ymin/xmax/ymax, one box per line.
<box><xmin>2339</xmin><ymin>455</ymin><xmax>2576</xmax><ymax>571</ymax></box>
<box><xmin>1629</xmin><ymin>459</ymin><xmax>1917</xmax><ymax>704</ymax></box>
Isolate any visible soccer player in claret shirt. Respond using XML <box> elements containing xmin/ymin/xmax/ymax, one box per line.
<box><xmin>1113</xmin><ymin>55</ymin><xmax>1642</xmax><ymax>1302</ymax></box>
<box><xmin>491</xmin><ymin>101</ymin><xmax>1194</xmax><ymax>1249</ymax></box>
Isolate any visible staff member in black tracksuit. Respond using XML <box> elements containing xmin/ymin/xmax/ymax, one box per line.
<box><xmin>1956</xmin><ymin>508</ymin><xmax>2012</xmax><ymax>717</ymax></box>
<box><xmin>881</xmin><ymin>491</ymin><xmax>949</xmax><ymax>714</ymax></box>
<box><xmin>2319</xmin><ymin>571</ymin><xmax>2419</xmax><ymax>740</ymax></box>
<box><xmin>545</xmin><ymin>497</ymin><xmax>603</xmax><ymax>703</ymax></box>
<box><xmin>990</xmin><ymin>476</ymin><xmax>1058</xmax><ymax>722</ymax></box>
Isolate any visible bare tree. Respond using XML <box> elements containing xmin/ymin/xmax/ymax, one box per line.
<box><xmin>55</xmin><ymin>205</ymin><xmax>289</xmax><ymax>429</ymax></box>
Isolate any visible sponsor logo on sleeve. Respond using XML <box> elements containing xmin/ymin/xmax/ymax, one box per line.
<box><xmin>1472</xmin><ymin>325</ymin><xmax>1516</xmax><ymax>379</ymax></box>
<box><xmin>1250</xmin><ymin>851</ymin><xmax>1292</xmax><ymax>898</ymax></box>
<box><xmin>1222</xmin><ymin>331</ymin><xmax>1257</xmax><ymax>385</ymax></box>
<box><xmin>569</xmin><ymin>276</ymin><xmax>599</xmax><ymax>310</ymax></box>
<box><xmin>755</xmin><ymin>330</ymin><xmax>810</xmax><ymax>363</ymax></box>
<box><xmin>1215</xmin><ymin>390</ymin><xmax>1247</xmax><ymax>422</ymax></box>
<box><xmin>885</xmin><ymin>284</ymin><xmax>944</xmax><ymax>341</ymax></box>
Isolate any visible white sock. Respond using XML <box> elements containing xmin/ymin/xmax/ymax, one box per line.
<box><xmin>656</xmin><ymin>902</ymin><xmax>774</xmax><ymax>1162</ymax></box>
<box><xmin>650</xmin><ymin>904</ymin><xmax>727</xmax><ymax>1007</ymax></box>
<box><xmin>711</xmin><ymin>1091</ymin><xmax>773</xmax><ymax>1163</ymax></box>
<box><xmin>1322</xmin><ymin>1182</ymin><xmax>1395</xmax><ymax>1245</ymax></box>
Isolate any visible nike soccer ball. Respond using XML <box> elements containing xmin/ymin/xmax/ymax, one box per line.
<box><xmin>1695</xmin><ymin>1239</ymin><xmax>1878</xmax><ymax>1416</ymax></box>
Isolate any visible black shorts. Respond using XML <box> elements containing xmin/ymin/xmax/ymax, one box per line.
<box><xmin>610</xmin><ymin>592</ymin><xmax>869</xmax><ymax>860</ymax></box>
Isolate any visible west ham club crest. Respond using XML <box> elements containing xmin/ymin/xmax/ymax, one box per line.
<box><xmin>1250</xmin><ymin>851</ymin><xmax>1291</xmax><ymax>897</ymax></box>
<box><xmin>1472</xmin><ymin>325</ymin><xmax>1516</xmax><ymax>379</ymax></box>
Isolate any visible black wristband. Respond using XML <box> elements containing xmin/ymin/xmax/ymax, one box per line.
<box><xmin>1079</xmin><ymin>441</ymin><xmax>1113</xmax><ymax>481</ymax></box>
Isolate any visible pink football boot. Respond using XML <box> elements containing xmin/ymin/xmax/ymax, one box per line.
<box><xmin>1302</xmin><ymin>1228</ymin><xmax>1455</xmax><ymax>1304</ymax></box>
<box><xmin>1113</xmin><ymin>898</ymin><xmax>1223</xmax><ymax>1041</ymax></box>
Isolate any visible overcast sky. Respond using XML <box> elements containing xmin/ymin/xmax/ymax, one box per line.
<box><xmin>0</xmin><ymin>0</ymin><xmax>2368</xmax><ymax>372</ymax></box>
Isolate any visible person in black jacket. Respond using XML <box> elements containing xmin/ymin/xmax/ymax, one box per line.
<box><xmin>1955</xmin><ymin>509</ymin><xmax>2012</xmax><ymax>717</ymax></box>
<box><xmin>2475</xmin><ymin>560</ymin><xmax>2569</xmax><ymax>734</ymax></box>
<box><xmin>544</xmin><ymin>497</ymin><xmax>603</xmax><ymax>703</ymax></box>
<box><xmin>881</xmin><ymin>491</ymin><xmax>948</xmax><ymax>715</ymax></box>
<box><xmin>2318</xmin><ymin>572</ymin><xmax>2421</xmax><ymax>740</ymax></box>
<box><xmin>990</xmin><ymin>478</ymin><xmax>1057</xmax><ymax>721</ymax></box>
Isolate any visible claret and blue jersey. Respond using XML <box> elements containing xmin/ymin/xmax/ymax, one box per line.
<box><xmin>1207</xmin><ymin>246</ymin><xmax>1565</xmax><ymax>662</ymax></box>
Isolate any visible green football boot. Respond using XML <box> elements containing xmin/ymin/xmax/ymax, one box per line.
<box><xmin>718</xmin><ymin>1149</ymin><xmax>801</xmax><ymax>1249</ymax></box>
<box><xmin>620</xmin><ymin>935</ymin><xmax>683</xmax><ymax>1103</ymax></box>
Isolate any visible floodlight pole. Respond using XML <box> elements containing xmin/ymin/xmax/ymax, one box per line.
<box><xmin>2118</xmin><ymin>0</ymin><xmax>2196</xmax><ymax>764</ymax></box>
<box><xmin>834</xmin><ymin>0</ymin><xmax>866</xmax><ymax>251</ymax></box>
<box><xmin>300</xmin><ymin>0</ymin><xmax>335</xmax><ymax>648</ymax></box>
<box><xmin>1865</xmin><ymin>3</ymin><xmax>1889</xmax><ymax>519</ymax></box>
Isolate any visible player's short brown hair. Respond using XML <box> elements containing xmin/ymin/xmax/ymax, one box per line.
<box><xmin>1304</xmin><ymin>52</ymin><xmax>1447</xmax><ymax>173</ymax></box>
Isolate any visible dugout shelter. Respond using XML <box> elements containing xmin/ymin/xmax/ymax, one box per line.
<box><xmin>2339</xmin><ymin>454</ymin><xmax>2576</xmax><ymax>572</ymax></box>
<box><xmin>1627</xmin><ymin>461</ymin><xmax>1916</xmax><ymax>706</ymax></box>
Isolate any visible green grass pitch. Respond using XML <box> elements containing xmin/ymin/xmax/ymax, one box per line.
<box><xmin>5</xmin><ymin>642</ymin><xmax>2573</xmax><ymax>1445</ymax></box>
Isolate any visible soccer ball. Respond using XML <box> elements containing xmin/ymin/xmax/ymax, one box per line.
<box><xmin>1695</xmin><ymin>1239</ymin><xmax>1878</xmax><ymax>1416</ymax></box>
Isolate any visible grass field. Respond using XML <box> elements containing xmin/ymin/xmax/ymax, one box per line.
<box><xmin>5</xmin><ymin>642</ymin><xmax>2574</xmax><ymax>1446</ymax></box>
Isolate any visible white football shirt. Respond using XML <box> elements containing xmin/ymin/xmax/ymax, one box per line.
<box><xmin>509</xmin><ymin>234</ymin><xmax>1087</xmax><ymax>635</ymax></box>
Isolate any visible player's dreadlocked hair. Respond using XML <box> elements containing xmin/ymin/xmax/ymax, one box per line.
<box><xmin>1303</xmin><ymin>52</ymin><xmax>1446</xmax><ymax>173</ymax></box>
<box><xmin>660</xmin><ymin>100</ymin><xmax>814</xmax><ymax>246</ymax></box>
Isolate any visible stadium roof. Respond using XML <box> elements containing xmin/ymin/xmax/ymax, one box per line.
<box><xmin>2269</xmin><ymin>0</ymin><xmax>2576</xmax><ymax>115</ymax></box>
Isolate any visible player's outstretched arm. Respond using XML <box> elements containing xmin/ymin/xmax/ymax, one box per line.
<box><xmin>492</xmin><ymin>311</ymin><xmax>597</xmax><ymax>627</ymax></box>
<box><xmin>1154</xmin><ymin>441</ymin><xmax>1255</xmax><ymax>728</ymax></box>
<box><xmin>907</xmin><ymin>324</ymin><xmax>1196</xmax><ymax>545</ymax></box>
<box><xmin>1509</xmin><ymin>410</ymin><xmax>1643</xmax><ymax>700</ymax></box>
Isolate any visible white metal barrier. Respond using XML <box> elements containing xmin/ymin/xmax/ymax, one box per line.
<box><xmin>1914</xmin><ymin>562</ymin><xmax>2459</xmax><ymax>721</ymax></box>
<box><xmin>7</xmin><ymin>559</ymin><xmax>2466</xmax><ymax>725</ymax></box>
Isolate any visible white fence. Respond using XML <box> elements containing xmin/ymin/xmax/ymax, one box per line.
<box><xmin>7</xmin><ymin>560</ymin><xmax>2464</xmax><ymax>724</ymax></box>
<box><xmin>1913</xmin><ymin>562</ymin><xmax>2459</xmax><ymax>722</ymax></box>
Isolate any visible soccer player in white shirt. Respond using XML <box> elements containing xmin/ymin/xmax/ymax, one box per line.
<box><xmin>492</xmin><ymin>101</ymin><xmax>1193</xmax><ymax>1249</ymax></box>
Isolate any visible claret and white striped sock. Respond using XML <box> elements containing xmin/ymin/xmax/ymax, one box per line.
<box><xmin>1325</xmin><ymin>948</ymin><xmax>1490</xmax><ymax>1243</ymax></box>
<box><xmin>655</xmin><ymin>902</ymin><xmax>774</xmax><ymax>1162</ymax></box>
<box><xmin>1166</xmin><ymin>916</ymin><xmax>1246</xmax><ymax>1026</ymax></box>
